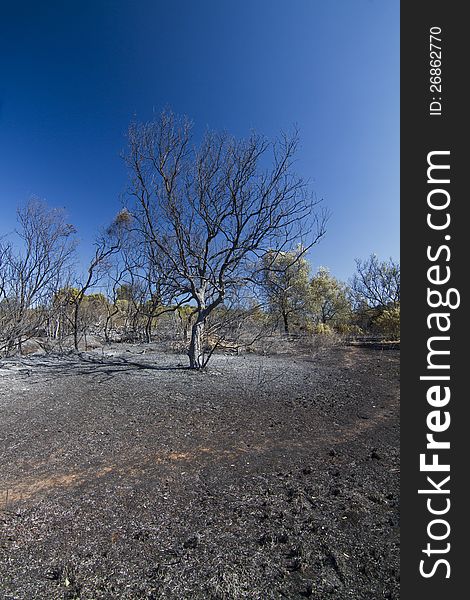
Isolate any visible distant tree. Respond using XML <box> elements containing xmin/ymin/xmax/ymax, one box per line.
<box><xmin>0</xmin><ymin>199</ymin><xmax>76</xmax><ymax>355</ymax></box>
<box><xmin>116</xmin><ymin>284</ymin><xmax>137</xmax><ymax>303</ymax></box>
<box><xmin>260</xmin><ymin>247</ymin><xmax>311</xmax><ymax>334</ymax></box>
<box><xmin>83</xmin><ymin>292</ymin><xmax>109</xmax><ymax>331</ymax></box>
<box><xmin>350</xmin><ymin>255</ymin><xmax>400</xmax><ymax>310</ymax></box>
<box><xmin>110</xmin><ymin>216</ymin><xmax>180</xmax><ymax>342</ymax></box>
<box><xmin>175</xmin><ymin>305</ymin><xmax>196</xmax><ymax>345</ymax></box>
<box><xmin>50</xmin><ymin>286</ymin><xmax>80</xmax><ymax>340</ymax></box>
<box><xmin>68</xmin><ymin>237</ymin><xmax>120</xmax><ymax>350</ymax></box>
<box><xmin>309</xmin><ymin>267</ymin><xmax>351</xmax><ymax>327</ymax></box>
<box><xmin>125</xmin><ymin>110</ymin><xmax>327</xmax><ymax>368</ymax></box>
<box><xmin>374</xmin><ymin>305</ymin><xmax>400</xmax><ymax>339</ymax></box>
<box><xmin>350</xmin><ymin>255</ymin><xmax>400</xmax><ymax>337</ymax></box>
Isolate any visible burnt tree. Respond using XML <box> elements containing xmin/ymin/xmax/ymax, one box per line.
<box><xmin>126</xmin><ymin>111</ymin><xmax>327</xmax><ymax>368</ymax></box>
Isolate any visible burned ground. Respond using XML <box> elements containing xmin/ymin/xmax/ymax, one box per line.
<box><xmin>0</xmin><ymin>345</ymin><xmax>399</xmax><ymax>599</ymax></box>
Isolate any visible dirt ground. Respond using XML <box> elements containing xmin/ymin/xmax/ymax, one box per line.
<box><xmin>0</xmin><ymin>344</ymin><xmax>399</xmax><ymax>599</ymax></box>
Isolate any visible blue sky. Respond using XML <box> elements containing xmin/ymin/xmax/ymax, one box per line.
<box><xmin>0</xmin><ymin>0</ymin><xmax>399</xmax><ymax>281</ymax></box>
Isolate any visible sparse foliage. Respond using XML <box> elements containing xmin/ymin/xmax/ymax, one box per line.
<box><xmin>309</xmin><ymin>267</ymin><xmax>351</xmax><ymax>328</ymax></box>
<box><xmin>374</xmin><ymin>304</ymin><xmax>400</xmax><ymax>339</ymax></box>
<box><xmin>260</xmin><ymin>247</ymin><xmax>312</xmax><ymax>334</ymax></box>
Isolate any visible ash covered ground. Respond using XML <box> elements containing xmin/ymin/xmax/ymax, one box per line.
<box><xmin>0</xmin><ymin>345</ymin><xmax>399</xmax><ymax>599</ymax></box>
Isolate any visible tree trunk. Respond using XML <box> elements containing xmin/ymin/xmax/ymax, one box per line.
<box><xmin>188</xmin><ymin>317</ymin><xmax>205</xmax><ymax>369</ymax></box>
<box><xmin>282</xmin><ymin>311</ymin><xmax>289</xmax><ymax>335</ymax></box>
<box><xmin>73</xmin><ymin>305</ymin><xmax>80</xmax><ymax>350</ymax></box>
<box><xmin>144</xmin><ymin>316</ymin><xmax>152</xmax><ymax>343</ymax></box>
<box><xmin>183</xmin><ymin>317</ymin><xmax>190</xmax><ymax>344</ymax></box>
<box><xmin>187</xmin><ymin>287</ymin><xmax>222</xmax><ymax>369</ymax></box>
<box><xmin>104</xmin><ymin>315</ymin><xmax>111</xmax><ymax>343</ymax></box>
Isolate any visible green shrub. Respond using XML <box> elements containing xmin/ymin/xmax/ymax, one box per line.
<box><xmin>314</xmin><ymin>323</ymin><xmax>333</xmax><ymax>335</ymax></box>
<box><xmin>375</xmin><ymin>305</ymin><xmax>400</xmax><ymax>339</ymax></box>
<box><xmin>335</xmin><ymin>323</ymin><xmax>363</xmax><ymax>335</ymax></box>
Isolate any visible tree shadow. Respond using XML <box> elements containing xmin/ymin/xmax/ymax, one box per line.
<box><xmin>1</xmin><ymin>351</ymin><xmax>190</xmax><ymax>382</ymax></box>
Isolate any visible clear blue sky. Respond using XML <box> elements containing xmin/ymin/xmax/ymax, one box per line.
<box><xmin>0</xmin><ymin>0</ymin><xmax>399</xmax><ymax>282</ymax></box>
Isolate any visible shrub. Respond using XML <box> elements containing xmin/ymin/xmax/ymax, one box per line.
<box><xmin>375</xmin><ymin>305</ymin><xmax>400</xmax><ymax>340</ymax></box>
<box><xmin>313</xmin><ymin>323</ymin><xmax>333</xmax><ymax>335</ymax></box>
<box><xmin>335</xmin><ymin>323</ymin><xmax>363</xmax><ymax>336</ymax></box>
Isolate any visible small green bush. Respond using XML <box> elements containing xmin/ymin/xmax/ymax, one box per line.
<box><xmin>314</xmin><ymin>323</ymin><xmax>333</xmax><ymax>335</ymax></box>
<box><xmin>335</xmin><ymin>323</ymin><xmax>363</xmax><ymax>335</ymax></box>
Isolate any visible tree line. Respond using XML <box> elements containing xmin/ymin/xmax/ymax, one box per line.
<box><xmin>0</xmin><ymin>111</ymin><xmax>399</xmax><ymax>367</ymax></box>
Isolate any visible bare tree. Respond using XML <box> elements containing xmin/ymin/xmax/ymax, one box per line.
<box><xmin>351</xmin><ymin>254</ymin><xmax>400</xmax><ymax>310</ymax></box>
<box><xmin>0</xmin><ymin>199</ymin><xmax>76</xmax><ymax>355</ymax></box>
<box><xmin>68</xmin><ymin>236</ymin><xmax>121</xmax><ymax>350</ymax></box>
<box><xmin>109</xmin><ymin>213</ymin><xmax>181</xmax><ymax>342</ymax></box>
<box><xmin>125</xmin><ymin>110</ymin><xmax>327</xmax><ymax>368</ymax></box>
<box><xmin>349</xmin><ymin>255</ymin><xmax>400</xmax><ymax>336</ymax></box>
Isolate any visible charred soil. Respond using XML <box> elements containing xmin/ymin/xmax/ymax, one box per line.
<box><xmin>0</xmin><ymin>345</ymin><xmax>399</xmax><ymax>599</ymax></box>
